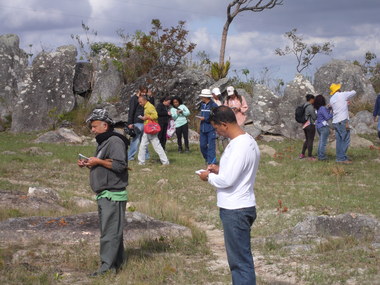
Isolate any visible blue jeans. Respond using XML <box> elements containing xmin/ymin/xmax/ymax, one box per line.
<box><xmin>128</xmin><ymin>123</ymin><xmax>149</xmax><ymax>161</ymax></box>
<box><xmin>200</xmin><ymin>130</ymin><xmax>216</xmax><ymax>164</ymax></box>
<box><xmin>220</xmin><ymin>207</ymin><xmax>257</xmax><ymax>285</ymax></box>
<box><xmin>333</xmin><ymin>119</ymin><xmax>350</xmax><ymax>162</ymax></box>
<box><xmin>317</xmin><ymin>126</ymin><xmax>330</xmax><ymax>160</ymax></box>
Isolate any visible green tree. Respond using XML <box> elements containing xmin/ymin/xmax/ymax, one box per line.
<box><xmin>275</xmin><ymin>28</ymin><xmax>334</xmax><ymax>73</ymax></box>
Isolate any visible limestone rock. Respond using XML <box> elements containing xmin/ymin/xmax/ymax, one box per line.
<box><xmin>350</xmin><ymin>110</ymin><xmax>377</xmax><ymax>134</ymax></box>
<box><xmin>259</xmin><ymin>144</ymin><xmax>276</xmax><ymax>157</ymax></box>
<box><xmin>314</xmin><ymin>59</ymin><xmax>377</xmax><ymax>104</ymax></box>
<box><xmin>0</xmin><ymin>34</ymin><xmax>28</xmax><ymax>127</ymax></box>
<box><xmin>11</xmin><ymin>45</ymin><xmax>77</xmax><ymax>132</ymax></box>
<box><xmin>35</xmin><ymin>128</ymin><xmax>83</xmax><ymax>144</ymax></box>
<box><xmin>0</xmin><ymin>211</ymin><xmax>192</xmax><ymax>246</ymax></box>
<box><xmin>28</xmin><ymin>187</ymin><xmax>60</xmax><ymax>201</ymax></box>
<box><xmin>73</xmin><ymin>62</ymin><xmax>93</xmax><ymax>97</ymax></box>
<box><xmin>88</xmin><ymin>49</ymin><xmax>124</xmax><ymax>104</ymax></box>
<box><xmin>279</xmin><ymin>74</ymin><xmax>315</xmax><ymax>139</ymax></box>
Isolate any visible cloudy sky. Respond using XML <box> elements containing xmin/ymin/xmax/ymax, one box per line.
<box><xmin>1</xmin><ymin>0</ymin><xmax>380</xmax><ymax>83</ymax></box>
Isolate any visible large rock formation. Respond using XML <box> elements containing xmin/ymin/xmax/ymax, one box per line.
<box><xmin>0</xmin><ymin>34</ymin><xmax>28</xmax><ymax>128</ymax></box>
<box><xmin>314</xmin><ymin>59</ymin><xmax>377</xmax><ymax>104</ymax></box>
<box><xmin>88</xmin><ymin>50</ymin><xmax>124</xmax><ymax>105</ymax></box>
<box><xmin>11</xmin><ymin>45</ymin><xmax>77</xmax><ymax>132</ymax></box>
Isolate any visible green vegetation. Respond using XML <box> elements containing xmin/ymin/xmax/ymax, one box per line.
<box><xmin>0</xmin><ymin>131</ymin><xmax>379</xmax><ymax>284</ymax></box>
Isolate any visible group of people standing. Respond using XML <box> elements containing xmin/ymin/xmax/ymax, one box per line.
<box><xmin>299</xmin><ymin>83</ymin><xmax>357</xmax><ymax>163</ymax></box>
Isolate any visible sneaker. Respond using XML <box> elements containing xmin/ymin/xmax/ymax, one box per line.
<box><xmin>299</xmin><ymin>154</ymin><xmax>305</xmax><ymax>159</ymax></box>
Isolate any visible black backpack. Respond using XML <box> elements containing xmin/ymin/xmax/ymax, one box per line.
<box><xmin>295</xmin><ymin>103</ymin><xmax>307</xmax><ymax>124</ymax></box>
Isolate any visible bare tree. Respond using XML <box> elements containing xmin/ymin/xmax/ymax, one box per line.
<box><xmin>219</xmin><ymin>0</ymin><xmax>283</xmax><ymax>66</ymax></box>
<box><xmin>275</xmin><ymin>28</ymin><xmax>334</xmax><ymax>73</ymax></box>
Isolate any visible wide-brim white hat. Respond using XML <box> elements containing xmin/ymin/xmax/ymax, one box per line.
<box><xmin>199</xmin><ymin>89</ymin><xmax>213</xmax><ymax>97</ymax></box>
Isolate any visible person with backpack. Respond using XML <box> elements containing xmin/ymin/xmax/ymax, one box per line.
<box><xmin>314</xmin><ymin>95</ymin><xmax>333</xmax><ymax>160</ymax></box>
<box><xmin>299</xmin><ymin>94</ymin><xmax>317</xmax><ymax>160</ymax></box>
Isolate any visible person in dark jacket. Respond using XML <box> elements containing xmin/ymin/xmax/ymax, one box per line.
<box><xmin>373</xmin><ymin>94</ymin><xmax>380</xmax><ymax>139</ymax></box>
<box><xmin>299</xmin><ymin>94</ymin><xmax>317</xmax><ymax>160</ymax></box>
<box><xmin>198</xmin><ymin>89</ymin><xmax>219</xmax><ymax>164</ymax></box>
<box><xmin>126</xmin><ymin>86</ymin><xmax>150</xmax><ymax>161</ymax></box>
<box><xmin>156</xmin><ymin>96</ymin><xmax>172</xmax><ymax>150</ymax></box>
<box><xmin>78</xmin><ymin>109</ymin><xmax>129</xmax><ymax>277</ymax></box>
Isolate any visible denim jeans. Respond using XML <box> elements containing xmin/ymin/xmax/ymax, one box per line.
<box><xmin>128</xmin><ymin>123</ymin><xmax>149</xmax><ymax>161</ymax></box>
<box><xmin>220</xmin><ymin>207</ymin><xmax>257</xmax><ymax>285</ymax></box>
<box><xmin>200</xmin><ymin>130</ymin><xmax>216</xmax><ymax>164</ymax></box>
<box><xmin>317</xmin><ymin>126</ymin><xmax>330</xmax><ymax>160</ymax></box>
<box><xmin>333</xmin><ymin>119</ymin><xmax>350</xmax><ymax>162</ymax></box>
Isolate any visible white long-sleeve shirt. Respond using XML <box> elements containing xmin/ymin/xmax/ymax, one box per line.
<box><xmin>330</xmin><ymin>90</ymin><xmax>357</xmax><ymax>124</ymax></box>
<box><xmin>208</xmin><ymin>133</ymin><xmax>260</xmax><ymax>210</ymax></box>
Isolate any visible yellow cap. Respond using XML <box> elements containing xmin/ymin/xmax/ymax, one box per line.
<box><xmin>329</xmin><ymin>83</ymin><xmax>341</xmax><ymax>95</ymax></box>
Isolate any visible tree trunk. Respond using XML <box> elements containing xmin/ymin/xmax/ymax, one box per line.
<box><xmin>219</xmin><ymin>20</ymin><xmax>231</xmax><ymax>66</ymax></box>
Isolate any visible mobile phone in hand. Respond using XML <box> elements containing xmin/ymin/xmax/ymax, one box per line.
<box><xmin>78</xmin><ymin>153</ymin><xmax>89</xmax><ymax>161</ymax></box>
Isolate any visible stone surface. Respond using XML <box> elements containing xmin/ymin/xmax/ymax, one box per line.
<box><xmin>11</xmin><ymin>45</ymin><xmax>77</xmax><ymax>132</ymax></box>
<box><xmin>28</xmin><ymin>187</ymin><xmax>60</xmax><ymax>201</ymax></box>
<box><xmin>0</xmin><ymin>34</ymin><xmax>28</xmax><ymax>127</ymax></box>
<box><xmin>34</xmin><ymin>128</ymin><xmax>83</xmax><ymax>144</ymax></box>
<box><xmin>0</xmin><ymin>211</ymin><xmax>192</xmax><ymax>246</ymax></box>
<box><xmin>73</xmin><ymin>62</ymin><xmax>93</xmax><ymax>97</ymax></box>
<box><xmin>88</xmin><ymin>49</ymin><xmax>124</xmax><ymax>104</ymax></box>
<box><xmin>350</xmin><ymin>110</ymin><xmax>377</xmax><ymax>134</ymax></box>
<box><xmin>259</xmin><ymin>144</ymin><xmax>277</xmax><ymax>157</ymax></box>
<box><xmin>314</xmin><ymin>59</ymin><xmax>377</xmax><ymax>104</ymax></box>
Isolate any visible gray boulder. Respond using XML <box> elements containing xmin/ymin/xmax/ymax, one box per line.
<box><xmin>251</xmin><ymin>83</ymin><xmax>281</xmax><ymax>135</ymax></box>
<box><xmin>34</xmin><ymin>128</ymin><xmax>83</xmax><ymax>144</ymax></box>
<box><xmin>279</xmin><ymin>74</ymin><xmax>315</xmax><ymax>138</ymax></box>
<box><xmin>0</xmin><ymin>34</ymin><xmax>28</xmax><ymax>127</ymax></box>
<box><xmin>314</xmin><ymin>59</ymin><xmax>377</xmax><ymax>104</ymax></box>
<box><xmin>350</xmin><ymin>110</ymin><xmax>377</xmax><ymax>134</ymax></box>
<box><xmin>11</xmin><ymin>45</ymin><xmax>77</xmax><ymax>133</ymax></box>
<box><xmin>73</xmin><ymin>62</ymin><xmax>93</xmax><ymax>97</ymax></box>
<box><xmin>88</xmin><ymin>50</ymin><xmax>124</xmax><ymax>105</ymax></box>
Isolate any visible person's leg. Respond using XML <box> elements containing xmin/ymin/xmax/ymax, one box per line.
<box><xmin>307</xmin><ymin>125</ymin><xmax>316</xmax><ymax>157</ymax></box>
<box><xmin>220</xmin><ymin>207</ymin><xmax>257</xmax><ymax>285</ymax></box>
<box><xmin>183</xmin><ymin>123</ymin><xmax>190</xmax><ymax>151</ymax></box>
<box><xmin>377</xmin><ymin>119</ymin><xmax>380</xmax><ymax>139</ymax></box>
<box><xmin>334</xmin><ymin>121</ymin><xmax>347</xmax><ymax>162</ymax></box>
<box><xmin>206</xmin><ymin>131</ymin><xmax>216</xmax><ymax>164</ymax></box>
<box><xmin>176</xmin><ymin>126</ymin><xmax>183</xmax><ymax>152</ymax></box>
<box><xmin>200</xmin><ymin>132</ymin><xmax>208</xmax><ymax>161</ymax></box>
<box><xmin>127</xmin><ymin>133</ymin><xmax>141</xmax><ymax>161</ymax></box>
<box><xmin>318</xmin><ymin>126</ymin><xmax>330</xmax><ymax>160</ymax></box>
<box><xmin>137</xmin><ymin>133</ymin><xmax>149</xmax><ymax>164</ymax></box>
<box><xmin>157</xmin><ymin>122</ymin><xmax>167</xmax><ymax>150</ymax></box>
<box><xmin>97</xmin><ymin>198</ymin><xmax>127</xmax><ymax>274</ymax></box>
<box><xmin>150</xmin><ymin>135</ymin><xmax>169</xmax><ymax>164</ymax></box>
<box><xmin>301</xmin><ymin>128</ymin><xmax>308</xmax><ymax>157</ymax></box>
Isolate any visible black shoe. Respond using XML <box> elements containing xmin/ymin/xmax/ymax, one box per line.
<box><xmin>178</xmin><ymin>147</ymin><xmax>183</xmax><ymax>153</ymax></box>
<box><xmin>185</xmin><ymin>148</ymin><xmax>190</xmax><ymax>153</ymax></box>
<box><xmin>88</xmin><ymin>269</ymin><xmax>115</xmax><ymax>278</ymax></box>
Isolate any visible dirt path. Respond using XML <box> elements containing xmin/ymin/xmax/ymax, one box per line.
<box><xmin>197</xmin><ymin>223</ymin><xmax>298</xmax><ymax>285</ymax></box>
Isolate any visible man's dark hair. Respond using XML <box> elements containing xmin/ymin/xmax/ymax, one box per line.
<box><xmin>305</xmin><ymin>94</ymin><xmax>315</xmax><ymax>102</ymax></box>
<box><xmin>160</xmin><ymin>95</ymin><xmax>171</xmax><ymax>103</ymax></box>
<box><xmin>139</xmin><ymin>95</ymin><xmax>148</xmax><ymax>101</ymax></box>
<box><xmin>209</xmin><ymin>106</ymin><xmax>237</xmax><ymax>125</ymax></box>
<box><xmin>314</xmin><ymin>94</ymin><xmax>326</xmax><ymax>110</ymax></box>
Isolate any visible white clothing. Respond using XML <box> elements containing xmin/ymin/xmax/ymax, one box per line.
<box><xmin>138</xmin><ymin>133</ymin><xmax>169</xmax><ymax>164</ymax></box>
<box><xmin>330</xmin><ymin>90</ymin><xmax>356</xmax><ymax>124</ymax></box>
<box><xmin>208</xmin><ymin>133</ymin><xmax>260</xmax><ymax>210</ymax></box>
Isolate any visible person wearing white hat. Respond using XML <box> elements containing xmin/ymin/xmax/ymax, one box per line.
<box><xmin>224</xmin><ymin>86</ymin><xmax>249</xmax><ymax>127</ymax></box>
<box><xmin>197</xmin><ymin>89</ymin><xmax>219</xmax><ymax>164</ymax></box>
<box><xmin>211</xmin><ymin>87</ymin><xmax>222</xmax><ymax>106</ymax></box>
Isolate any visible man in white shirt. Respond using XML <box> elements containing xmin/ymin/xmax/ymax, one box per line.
<box><xmin>329</xmin><ymin>83</ymin><xmax>357</xmax><ymax>163</ymax></box>
<box><xmin>198</xmin><ymin>105</ymin><xmax>260</xmax><ymax>285</ymax></box>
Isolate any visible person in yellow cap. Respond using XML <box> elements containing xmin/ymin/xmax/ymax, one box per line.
<box><xmin>329</xmin><ymin>83</ymin><xmax>356</xmax><ymax>163</ymax></box>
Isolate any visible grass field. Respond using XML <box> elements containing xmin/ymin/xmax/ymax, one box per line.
<box><xmin>0</xmin><ymin>131</ymin><xmax>379</xmax><ymax>284</ymax></box>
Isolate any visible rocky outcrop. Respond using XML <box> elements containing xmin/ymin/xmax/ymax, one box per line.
<box><xmin>88</xmin><ymin>50</ymin><xmax>124</xmax><ymax>105</ymax></box>
<box><xmin>73</xmin><ymin>62</ymin><xmax>92</xmax><ymax>97</ymax></box>
<box><xmin>350</xmin><ymin>110</ymin><xmax>377</xmax><ymax>134</ymax></box>
<box><xmin>0</xmin><ymin>211</ymin><xmax>192</xmax><ymax>246</ymax></box>
<box><xmin>314</xmin><ymin>59</ymin><xmax>377</xmax><ymax>104</ymax></box>
<box><xmin>34</xmin><ymin>128</ymin><xmax>84</xmax><ymax>144</ymax></box>
<box><xmin>11</xmin><ymin>45</ymin><xmax>77</xmax><ymax>133</ymax></box>
<box><xmin>0</xmin><ymin>34</ymin><xmax>28</xmax><ymax>128</ymax></box>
